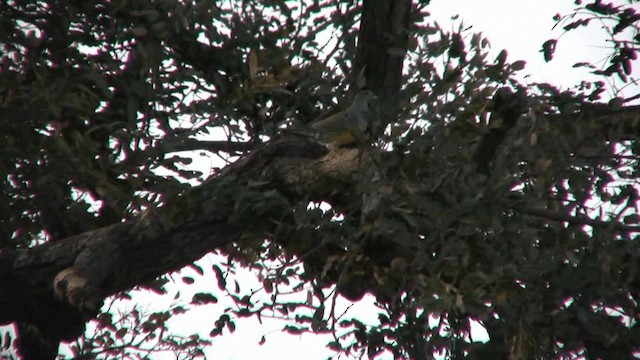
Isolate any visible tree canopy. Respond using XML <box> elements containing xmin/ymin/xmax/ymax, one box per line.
<box><xmin>1</xmin><ymin>0</ymin><xmax>639</xmax><ymax>358</ymax></box>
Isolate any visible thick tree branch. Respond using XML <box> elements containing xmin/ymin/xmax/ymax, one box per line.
<box><xmin>357</xmin><ymin>0</ymin><xmax>411</xmax><ymax>97</ymax></box>
<box><xmin>357</xmin><ymin>0</ymin><xmax>412</xmax><ymax>137</ymax></box>
<box><xmin>0</xmin><ymin>135</ymin><xmax>364</xmax><ymax>337</ymax></box>
<box><xmin>474</xmin><ymin>92</ymin><xmax>640</xmax><ymax>175</ymax></box>
<box><xmin>552</xmin><ymin>103</ymin><xmax>640</xmax><ymax>140</ymax></box>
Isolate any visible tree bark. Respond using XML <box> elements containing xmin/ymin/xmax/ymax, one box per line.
<box><xmin>0</xmin><ymin>136</ymin><xmax>361</xmax><ymax>337</ymax></box>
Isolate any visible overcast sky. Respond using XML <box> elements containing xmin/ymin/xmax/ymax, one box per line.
<box><xmin>430</xmin><ymin>0</ymin><xmax>629</xmax><ymax>93</ymax></box>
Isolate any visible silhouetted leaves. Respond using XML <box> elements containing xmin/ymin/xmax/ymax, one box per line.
<box><xmin>553</xmin><ymin>1</ymin><xmax>639</xmax><ymax>85</ymax></box>
<box><xmin>542</xmin><ymin>39</ymin><xmax>557</xmax><ymax>62</ymax></box>
<box><xmin>191</xmin><ymin>293</ymin><xmax>218</xmax><ymax>305</ymax></box>
<box><xmin>2</xmin><ymin>0</ymin><xmax>640</xmax><ymax>359</ymax></box>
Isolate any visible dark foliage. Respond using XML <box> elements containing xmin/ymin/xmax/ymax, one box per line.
<box><xmin>1</xmin><ymin>0</ymin><xmax>639</xmax><ymax>359</ymax></box>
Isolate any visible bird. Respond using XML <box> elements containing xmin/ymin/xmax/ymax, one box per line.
<box><xmin>308</xmin><ymin>90</ymin><xmax>377</xmax><ymax>147</ymax></box>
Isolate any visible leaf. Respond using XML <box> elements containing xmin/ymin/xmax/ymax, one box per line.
<box><xmin>623</xmin><ymin>214</ymin><xmax>640</xmax><ymax>224</ymax></box>
<box><xmin>191</xmin><ymin>292</ymin><xmax>218</xmax><ymax>305</ymax></box>
<box><xmin>227</xmin><ymin>320</ymin><xmax>236</xmax><ymax>333</ymax></box>
<box><xmin>495</xmin><ymin>49</ymin><xmax>508</xmax><ymax>66</ymax></box>
<box><xmin>144</xmin><ymin>277</ymin><xmax>169</xmax><ymax>295</ymax></box>
<box><xmin>188</xmin><ymin>263</ymin><xmax>204</xmax><ymax>276</ymax></box>
<box><xmin>622</xmin><ymin>58</ymin><xmax>632</xmax><ymax>75</ymax></box>
<box><xmin>263</xmin><ymin>279</ymin><xmax>273</xmax><ymax>293</ymax></box>
<box><xmin>613</xmin><ymin>13</ymin><xmax>640</xmax><ymax>34</ymax></box>
<box><xmin>511</xmin><ymin>60</ymin><xmax>526</xmax><ymax>71</ymax></box>
<box><xmin>541</xmin><ymin>39</ymin><xmax>557</xmax><ymax>62</ymax></box>
<box><xmin>563</xmin><ymin>18</ymin><xmax>590</xmax><ymax>31</ymax></box>
<box><xmin>449</xmin><ymin>34</ymin><xmax>465</xmax><ymax>58</ymax></box>
<box><xmin>573</xmin><ymin>62</ymin><xmax>595</xmax><ymax>69</ymax></box>
<box><xmin>172</xmin><ymin>306</ymin><xmax>187</xmax><ymax>315</ymax></box>
<box><xmin>585</xmin><ymin>1</ymin><xmax>617</xmax><ymax>15</ymax></box>
<box><xmin>213</xmin><ymin>265</ymin><xmax>226</xmax><ymax>290</ymax></box>
<box><xmin>283</xmin><ymin>325</ymin><xmax>305</xmax><ymax>334</ymax></box>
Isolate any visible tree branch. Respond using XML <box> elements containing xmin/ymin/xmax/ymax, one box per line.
<box><xmin>0</xmin><ymin>135</ymin><xmax>363</xmax><ymax>338</ymax></box>
<box><xmin>515</xmin><ymin>206</ymin><xmax>640</xmax><ymax>233</ymax></box>
<box><xmin>160</xmin><ymin>139</ymin><xmax>257</xmax><ymax>154</ymax></box>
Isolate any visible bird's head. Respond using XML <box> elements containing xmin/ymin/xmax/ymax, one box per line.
<box><xmin>353</xmin><ymin>90</ymin><xmax>377</xmax><ymax>112</ymax></box>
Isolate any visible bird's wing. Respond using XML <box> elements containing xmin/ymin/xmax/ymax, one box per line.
<box><xmin>309</xmin><ymin>111</ymin><xmax>348</xmax><ymax>133</ymax></box>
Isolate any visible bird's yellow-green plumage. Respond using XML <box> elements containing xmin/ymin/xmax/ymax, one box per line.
<box><xmin>309</xmin><ymin>90</ymin><xmax>377</xmax><ymax>146</ymax></box>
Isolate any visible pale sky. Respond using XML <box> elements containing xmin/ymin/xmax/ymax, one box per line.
<box><xmin>429</xmin><ymin>0</ymin><xmax>625</xmax><ymax>95</ymax></box>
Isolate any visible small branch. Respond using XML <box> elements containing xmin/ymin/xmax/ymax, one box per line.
<box><xmin>623</xmin><ymin>93</ymin><xmax>640</xmax><ymax>104</ymax></box>
<box><xmin>160</xmin><ymin>139</ymin><xmax>257</xmax><ymax>154</ymax></box>
<box><xmin>120</xmin><ymin>139</ymin><xmax>256</xmax><ymax>169</ymax></box>
<box><xmin>515</xmin><ymin>206</ymin><xmax>640</xmax><ymax>233</ymax></box>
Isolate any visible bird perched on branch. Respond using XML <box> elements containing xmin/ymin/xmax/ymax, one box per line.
<box><xmin>308</xmin><ymin>90</ymin><xmax>378</xmax><ymax>147</ymax></box>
